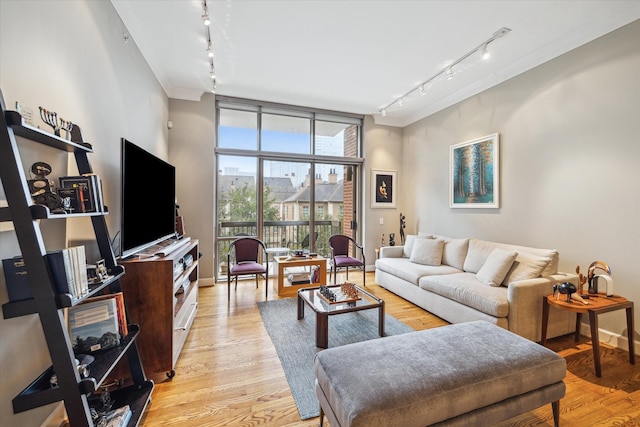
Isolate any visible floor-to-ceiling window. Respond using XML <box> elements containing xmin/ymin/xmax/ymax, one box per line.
<box><xmin>215</xmin><ymin>96</ymin><xmax>364</xmax><ymax>281</ymax></box>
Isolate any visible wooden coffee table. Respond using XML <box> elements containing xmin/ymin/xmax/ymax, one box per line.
<box><xmin>541</xmin><ymin>293</ymin><xmax>635</xmax><ymax>377</ymax></box>
<box><xmin>297</xmin><ymin>284</ymin><xmax>385</xmax><ymax>349</ymax></box>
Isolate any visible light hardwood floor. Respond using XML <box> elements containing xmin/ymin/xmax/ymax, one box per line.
<box><xmin>139</xmin><ymin>273</ymin><xmax>640</xmax><ymax>426</ymax></box>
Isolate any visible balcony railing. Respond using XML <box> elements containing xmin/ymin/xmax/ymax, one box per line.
<box><xmin>217</xmin><ymin>220</ymin><xmax>341</xmax><ymax>277</ymax></box>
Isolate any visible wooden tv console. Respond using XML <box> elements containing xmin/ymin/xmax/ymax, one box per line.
<box><xmin>119</xmin><ymin>238</ymin><xmax>199</xmax><ymax>379</ymax></box>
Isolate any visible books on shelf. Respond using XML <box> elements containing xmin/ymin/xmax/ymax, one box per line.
<box><xmin>68</xmin><ymin>295</ymin><xmax>121</xmax><ymax>353</ymax></box>
<box><xmin>2</xmin><ymin>246</ymin><xmax>89</xmax><ymax>302</ymax></box>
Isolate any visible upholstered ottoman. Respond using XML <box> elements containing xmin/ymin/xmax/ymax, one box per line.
<box><xmin>314</xmin><ymin>321</ymin><xmax>566</xmax><ymax>427</ymax></box>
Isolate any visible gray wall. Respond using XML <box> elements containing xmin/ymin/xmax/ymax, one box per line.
<box><xmin>398</xmin><ymin>20</ymin><xmax>639</xmax><ymax>348</ymax></box>
<box><xmin>0</xmin><ymin>1</ymin><xmax>168</xmax><ymax>426</ymax></box>
<box><xmin>168</xmin><ymin>96</ymin><xmax>216</xmax><ymax>279</ymax></box>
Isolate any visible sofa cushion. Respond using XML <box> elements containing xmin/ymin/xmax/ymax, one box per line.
<box><xmin>376</xmin><ymin>258</ymin><xmax>462</xmax><ymax>286</ymax></box>
<box><xmin>463</xmin><ymin>239</ymin><xmax>500</xmax><ymax>273</ymax></box>
<box><xmin>476</xmin><ymin>248</ymin><xmax>518</xmax><ymax>287</ymax></box>
<box><xmin>442</xmin><ymin>238</ymin><xmax>469</xmax><ymax>270</ymax></box>
<box><xmin>502</xmin><ymin>252</ymin><xmax>551</xmax><ymax>285</ymax></box>
<box><xmin>419</xmin><ymin>273</ymin><xmax>509</xmax><ymax>317</ymax></box>
<box><xmin>403</xmin><ymin>235</ymin><xmax>428</xmax><ymax>258</ymax></box>
<box><xmin>409</xmin><ymin>238</ymin><xmax>444</xmax><ymax>266</ymax></box>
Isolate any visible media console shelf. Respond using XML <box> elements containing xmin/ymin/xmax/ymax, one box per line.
<box><xmin>118</xmin><ymin>239</ymin><xmax>199</xmax><ymax>379</ymax></box>
<box><xmin>0</xmin><ymin>89</ymin><xmax>153</xmax><ymax>426</ymax></box>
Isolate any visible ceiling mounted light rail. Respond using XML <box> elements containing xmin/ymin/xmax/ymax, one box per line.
<box><xmin>378</xmin><ymin>27</ymin><xmax>511</xmax><ymax>116</ymax></box>
<box><xmin>202</xmin><ymin>0</ymin><xmax>217</xmax><ymax>93</ymax></box>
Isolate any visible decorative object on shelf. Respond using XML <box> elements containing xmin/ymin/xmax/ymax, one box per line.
<box><xmin>27</xmin><ymin>161</ymin><xmax>65</xmax><ymax>213</ymax></box>
<box><xmin>587</xmin><ymin>261</ymin><xmax>613</xmax><ymax>296</ymax></box>
<box><xmin>450</xmin><ymin>133</ymin><xmax>500</xmax><ymax>208</ymax></box>
<box><xmin>389</xmin><ymin>233</ymin><xmax>395</xmax><ymax>246</ymax></box>
<box><xmin>381</xmin><ymin>233</ymin><xmax>385</xmax><ymax>247</ymax></box>
<box><xmin>371</xmin><ymin>169</ymin><xmax>396</xmax><ymax>208</ymax></box>
<box><xmin>400</xmin><ymin>213</ymin><xmax>406</xmax><ymax>244</ymax></box>
<box><xmin>38</xmin><ymin>106</ymin><xmax>62</xmax><ymax>136</ymax></box>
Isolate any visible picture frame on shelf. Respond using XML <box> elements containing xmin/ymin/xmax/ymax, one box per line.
<box><xmin>449</xmin><ymin>133</ymin><xmax>500</xmax><ymax>209</ymax></box>
<box><xmin>371</xmin><ymin>169</ymin><xmax>396</xmax><ymax>209</ymax></box>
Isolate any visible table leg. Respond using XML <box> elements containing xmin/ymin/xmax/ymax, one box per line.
<box><xmin>316</xmin><ymin>312</ymin><xmax>329</xmax><ymax>349</ymax></box>
<box><xmin>297</xmin><ymin>294</ymin><xmax>304</xmax><ymax>320</ymax></box>
<box><xmin>588</xmin><ymin>309</ymin><xmax>602</xmax><ymax>377</ymax></box>
<box><xmin>626</xmin><ymin>303</ymin><xmax>635</xmax><ymax>365</ymax></box>
<box><xmin>541</xmin><ymin>297</ymin><xmax>549</xmax><ymax>345</ymax></box>
<box><xmin>379</xmin><ymin>301</ymin><xmax>385</xmax><ymax>337</ymax></box>
<box><xmin>575</xmin><ymin>312</ymin><xmax>582</xmax><ymax>342</ymax></box>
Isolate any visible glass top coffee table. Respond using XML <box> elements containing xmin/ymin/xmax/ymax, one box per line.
<box><xmin>297</xmin><ymin>284</ymin><xmax>385</xmax><ymax>349</ymax></box>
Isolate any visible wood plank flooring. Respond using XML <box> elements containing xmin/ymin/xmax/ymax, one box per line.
<box><xmin>139</xmin><ymin>273</ymin><xmax>640</xmax><ymax>426</ymax></box>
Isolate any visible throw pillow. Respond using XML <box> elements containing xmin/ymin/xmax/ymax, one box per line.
<box><xmin>402</xmin><ymin>235</ymin><xmax>427</xmax><ymax>258</ymax></box>
<box><xmin>476</xmin><ymin>248</ymin><xmax>518</xmax><ymax>287</ymax></box>
<box><xmin>501</xmin><ymin>252</ymin><xmax>550</xmax><ymax>285</ymax></box>
<box><xmin>463</xmin><ymin>239</ymin><xmax>498</xmax><ymax>273</ymax></box>
<box><xmin>409</xmin><ymin>238</ymin><xmax>444</xmax><ymax>266</ymax></box>
<box><xmin>441</xmin><ymin>238</ymin><xmax>469</xmax><ymax>270</ymax></box>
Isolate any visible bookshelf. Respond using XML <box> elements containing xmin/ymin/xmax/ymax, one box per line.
<box><xmin>0</xmin><ymin>89</ymin><xmax>153</xmax><ymax>426</ymax></box>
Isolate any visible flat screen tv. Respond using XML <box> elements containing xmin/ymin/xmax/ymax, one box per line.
<box><xmin>120</xmin><ymin>138</ymin><xmax>176</xmax><ymax>258</ymax></box>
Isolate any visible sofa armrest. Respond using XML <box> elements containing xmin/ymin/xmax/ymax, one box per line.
<box><xmin>506</xmin><ymin>273</ymin><xmax>577</xmax><ymax>341</ymax></box>
<box><xmin>380</xmin><ymin>246</ymin><xmax>404</xmax><ymax>259</ymax></box>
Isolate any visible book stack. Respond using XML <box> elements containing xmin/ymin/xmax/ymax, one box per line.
<box><xmin>2</xmin><ymin>246</ymin><xmax>89</xmax><ymax>302</ymax></box>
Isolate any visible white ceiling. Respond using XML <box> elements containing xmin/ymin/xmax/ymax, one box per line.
<box><xmin>111</xmin><ymin>1</ymin><xmax>640</xmax><ymax>127</ymax></box>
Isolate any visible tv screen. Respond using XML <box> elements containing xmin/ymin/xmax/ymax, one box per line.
<box><xmin>120</xmin><ymin>138</ymin><xmax>176</xmax><ymax>258</ymax></box>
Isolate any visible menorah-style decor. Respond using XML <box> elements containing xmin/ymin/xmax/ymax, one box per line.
<box><xmin>39</xmin><ymin>106</ymin><xmax>73</xmax><ymax>140</ymax></box>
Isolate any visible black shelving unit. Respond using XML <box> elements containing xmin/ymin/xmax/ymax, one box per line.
<box><xmin>0</xmin><ymin>89</ymin><xmax>153</xmax><ymax>427</ymax></box>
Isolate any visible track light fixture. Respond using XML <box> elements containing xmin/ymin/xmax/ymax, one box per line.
<box><xmin>378</xmin><ymin>27</ymin><xmax>511</xmax><ymax>116</ymax></box>
<box><xmin>202</xmin><ymin>0</ymin><xmax>217</xmax><ymax>94</ymax></box>
<box><xmin>481</xmin><ymin>44</ymin><xmax>490</xmax><ymax>60</ymax></box>
<box><xmin>446</xmin><ymin>67</ymin><xmax>454</xmax><ymax>80</ymax></box>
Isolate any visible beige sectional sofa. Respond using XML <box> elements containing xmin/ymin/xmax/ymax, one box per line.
<box><xmin>375</xmin><ymin>234</ymin><xmax>576</xmax><ymax>341</ymax></box>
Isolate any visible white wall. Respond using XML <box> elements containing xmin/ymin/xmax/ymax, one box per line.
<box><xmin>168</xmin><ymin>96</ymin><xmax>216</xmax><ymax>279</ymax></box>
<box><xmin>400</xmin><ymin>20</ymin><xmax>640</xmax><ymax>348</ymax></box>
<box><xmin>0</xmin><ymin>1</ymin><xmax>168</xmax><ymax>426</ymax></box>
<box><xmin>363</xmin><ymin>117</ymin><xmax>403</xmax><ymax>266</ymax></box>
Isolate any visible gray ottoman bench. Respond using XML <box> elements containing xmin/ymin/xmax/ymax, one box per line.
<box><xmin>314</xmin><ymin>321</ymin><xmax>566</xmax><ymax>427</ymax></box>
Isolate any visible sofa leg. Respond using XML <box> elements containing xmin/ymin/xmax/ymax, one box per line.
<box><xmin>552</xmin><ymin>400</ymin><xmax>560</xmax><ymax>427</ymax></box>
<box><xmin>319</xmin><ymin>407</ymin><xmax>324</xmax><ymax>426</ymax></box>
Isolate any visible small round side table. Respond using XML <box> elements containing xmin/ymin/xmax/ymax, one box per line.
<box><xmin>541</xmin><ymin>293</ymin><xmax>635</xmax><ymax>377</ymax></box>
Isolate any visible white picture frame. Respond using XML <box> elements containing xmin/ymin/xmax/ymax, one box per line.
<box><xmin>371</xmin><ymin>169</ymin><xmax>396</xmax><ymax>209</ymax></box>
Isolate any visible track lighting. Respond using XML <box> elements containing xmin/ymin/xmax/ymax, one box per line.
<box><xmin>481</xmin><ymin>44</ymin><xmax>490</xmax><ymax>60</ymax></box>
<box><xmin>378</xmin><ymin>27</ymin><xmax>511</xmax><ymax>116</ymax></box>
<box><xmin>202</xmin><ymin>0</ymin><xmax>219</xmax><ymax>94</ymax></box>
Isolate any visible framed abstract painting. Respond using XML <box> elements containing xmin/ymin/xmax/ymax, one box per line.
<box><xmin>371</xmin><ymin>169</ymin><xmax>396</xmax><ymax>208</ymax></box>
<box><xmin>450</xmin><ymin>133</ymin><xmax>500</xmax><ymax>208</ymax></box>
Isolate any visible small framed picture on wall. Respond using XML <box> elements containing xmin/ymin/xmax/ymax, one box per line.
<box><xmin>371</xmin><ymin>169</ymin><xmax>396</xmax><ymax>208</ymax></box>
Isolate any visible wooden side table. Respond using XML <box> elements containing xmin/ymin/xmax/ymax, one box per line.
<box><xmin>541</xmin><ymin>293</ymin><xmax>635</xmax><ymax>377</ymax></box>
<box><xmin>273</xmin><ymin>256</ymin><xmax>327</xmax><ymax>297</ymax></box>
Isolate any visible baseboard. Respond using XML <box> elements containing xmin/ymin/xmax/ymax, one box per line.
<box><xmin>199</xmin><ymin>277</ymin><xmax>215</xmax><ymax>287</ymax></box>
<box><xmin>580</xmin><ymin>323</ymin><xmax>640</xmax><ymax>355</ymax></box>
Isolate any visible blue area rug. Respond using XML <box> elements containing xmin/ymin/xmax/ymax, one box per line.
<box><xmin>257</xmin><ymin>297</ymin><xmax>414</xmax><ymax>419</ymax></box>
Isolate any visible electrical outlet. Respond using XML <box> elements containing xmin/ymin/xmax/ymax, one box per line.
<box><xmin>379</xmin><ymin>217</ymin><xmax>384</xmax><ymax>225</ymax></box>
